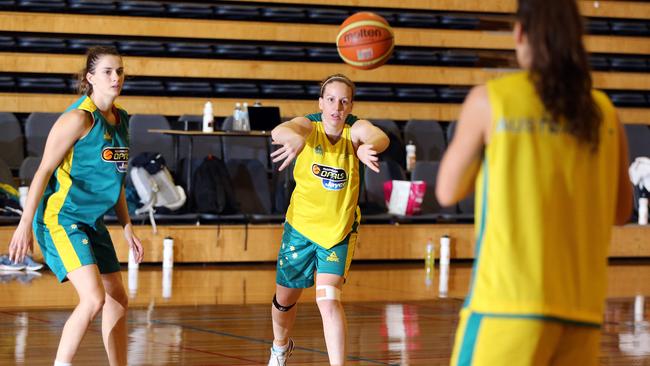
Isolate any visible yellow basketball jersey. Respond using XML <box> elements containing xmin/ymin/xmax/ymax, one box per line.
<box><xmin>285</xmin><ymin>114</ymin><xmax>361</xmax><ymax>249</ymax></box>
<box><xmin>466</xmin><ymin>71</ymin><xmax>619</xmax><ymax>324</ymax></box>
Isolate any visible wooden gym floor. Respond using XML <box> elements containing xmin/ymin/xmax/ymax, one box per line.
<box><xmin>0</xmin><ymin>261</ymin><xmax>649</xmax><ymax>365</ymax></box>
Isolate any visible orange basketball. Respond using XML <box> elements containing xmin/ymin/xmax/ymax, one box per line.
<box><xmin>336</xmin><ymin>12</ymin><xmax>394</xmax><ymax>70</ymax></box>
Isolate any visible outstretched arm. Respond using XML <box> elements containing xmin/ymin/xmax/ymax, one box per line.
<box><xmin>9</xmin><ymin>110</ymin><xmax>91</xmax><ymax>263</ymax></box>
<box><xmin>351</xmin><ymin>120</ymin><xmax>389</xmax><ymax>173</ymax></box>
<box><xmin>270</xmin><ymin>117</ymin><xmax>314</xmax><ymax>171</ymax></box>
<box><xmin>436</xmin><ymin>85</ymin><xmax>490</xmax><ymax>207</ymax></box>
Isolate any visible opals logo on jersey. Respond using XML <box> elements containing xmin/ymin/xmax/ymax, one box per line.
<box><xmin>101</xmin><ymin>147</ymin><xmax>129</xmax><ymax>173</ymax></box>
<box><xmin>311</xmin><ymin>163</ymin><xmax>347</xmax><ymax>191</ymax></box>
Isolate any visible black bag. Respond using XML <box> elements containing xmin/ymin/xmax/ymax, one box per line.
<box><xmin>193</xmin><ymin>155</ymin><xmax>239</xmax><ymax>214</ymax></box>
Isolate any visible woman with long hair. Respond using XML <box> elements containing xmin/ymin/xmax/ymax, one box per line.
<box><xmin>8</xmin><ymin>46</ymin><xmax>143</xmax><ymax>366</ymax></box>
<box><xmin>437</xmin><ymin>0</ymin><xmax>632</xmax><ymax>364</ymax></box>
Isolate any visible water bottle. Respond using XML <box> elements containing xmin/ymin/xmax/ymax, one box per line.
<box><xmin>128</xmin><ymin>266</ymin><xmax>138</xmax><ymax>298</ymax></box>
<box><xmin>639</xmin><ymin>192</ymin><xmax>648</xmax><ymax>225</ymax></box>
<box><xmin>406</xmin><ymin>141</ymin><xmax>416</xmax><ymax>173</ymax></box>
<box><xmin>425</xmin><ymin>238</ymin><xmax>434</xmax><ymax>269</ymax></box>
<box><xmin>437</xmin><ymin>235</ymin><xmax>451</xmax><ymax>297</ymax></box>
<box><xmin>163</xmin><ymin>237</ymin><xmax>174</xmax><ymax>268</ymax></box>
<box><xmin>242</xmin><ymin>102</ymin><xmax>250</xmax><ymax>131</ymax></box>
<box><xmin>202</xmin><ymin>101</ymin><xmax>214</xmax><ymax>133</ymax></box>
<box><xmin>18</xmin><ymin>185</ymin><xmax>28</xmax><ymax>209</ymax></box>
<box><xmin>233</xmin><ymin>102</ymin><xmax>243</xmax><ymax>131</ymax></box>
<box><xmin>440</xmin><ymin>235</ymin><xmax>450</xmax><ymax>266</ymax></box>
<box><xmin>162</xmin><ymin>267</ymin><xmax>173</xmax><ymax>299</ymax></box>
<box><xmin>128</xmin><ymin>247</ymin><xmax>139</xmax><ymax>269</ymax></box>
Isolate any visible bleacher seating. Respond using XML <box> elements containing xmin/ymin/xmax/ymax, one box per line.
<box><xmin>0</xmin><ymin>0</ymin><xmax>646</xmax><ymax>227</ymax></box>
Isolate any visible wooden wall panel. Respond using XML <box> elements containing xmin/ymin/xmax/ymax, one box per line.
<box><xmin>0</xmin><ymin>224</ymin><xmax>647</xmax><ymax>262</ymax></box>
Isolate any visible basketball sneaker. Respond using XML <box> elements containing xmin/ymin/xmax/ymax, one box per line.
<box><xmin>268</xmin><ymin>338</ymin><xmax>294</xmax><ymax>366</ymax></box>
<box><xmin>0</xmin><ymin>254</ymin><xmax>26</xmax><ymax>271</ymax></box>
<box><xmin>22</xmin><ymin>255</ymin><xmax>44</xmax><ymax>271</ymax></box>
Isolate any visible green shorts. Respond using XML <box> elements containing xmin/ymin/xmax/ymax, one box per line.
<box><xmin>33</xmin><ymin>220</ymin><xmax>120</xmax><ymax>282</ymax></box>
<box><xmin>276</xmin><ymin>222</ymin><xmax>357</xmax><ymax>288</ymax></box>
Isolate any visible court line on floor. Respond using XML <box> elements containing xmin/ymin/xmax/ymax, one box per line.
<box><xmin>153</xmin><ymin>319</ymin><xmax>400</xmax><ymax>366</ymax></box>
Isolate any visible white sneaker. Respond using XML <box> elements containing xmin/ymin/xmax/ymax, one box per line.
<box><xmin>268</xmin><ymin>338</ymin><xmax>294</xmax><ymax>366</ymax></box>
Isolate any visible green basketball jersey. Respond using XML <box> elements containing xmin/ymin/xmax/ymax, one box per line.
<box><xmin>35</xmin><ymin>96</ymin><xmax>129</xmax><ymax>227</ymax></box>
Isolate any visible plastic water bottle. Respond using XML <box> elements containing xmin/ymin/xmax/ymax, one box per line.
<box><xmin>438</xmin><ymin>235</ymin><xmax>450</xmax><ymax>298</ymax></box>
<box><xmin>128</xmin><ymin>247</ymin><xmax>139</xmax><ymax>269</ymax></box>
<box><xmin>425</xmin><ymin>238</ymin><xmax>434</xmax><ymax>269</ymax></box>
<box><xmin>242</xmin><ymin>102</ymin><xmax>250</xmax><ymax>131</ymax></box>
<box><xmin>163</xmin><ymin>237</ymin><xmax>174</xmax><ymax>268</ymax></box>
<box><xmin>128</xmin><ymin>266</ymin><xmax>138</xmax><ymax>298</ymax></box>
<box><xmin>233</xmin><ymin>102</ymin><xmax>243</xmax><ymax>131</ymax></box>
<box><xmin>202</xmin><ymin>101</ymin><xmax>214</xmax><ymax>133</ymax></box>
<box><xmin>18</xmin><ymin>185</ymin><xmax>28</xmax><ymax>209</ymax></box>
<box><xmin>406</xmin><ymin>141</ymin><xmax>416</xmax><ymax>173</ymax></box>
<box><xmin>162</xmin><ymin>267</ymin><xmax>173</xmax><ymax>299</ymax></box>
<box><xmin>639</xmin><ymin>193</ymin><xmax>648</xmax><ymax>225</ymax></box>
<box><xmin>439</xmin><ymin>235</ymin><xmax>450</xmax><ymax>266</ymax></box>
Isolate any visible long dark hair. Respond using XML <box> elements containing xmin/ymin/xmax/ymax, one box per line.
<box><xmin>517</xmin><ymin>0</ymin><xmax>601</xmax><ymax>150</ymax></box>
<box><xmin>76</xmin><ymin>46</ymin><xmax>122</xmax><ymax>95</ymax></box>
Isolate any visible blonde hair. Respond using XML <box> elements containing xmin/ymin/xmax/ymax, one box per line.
<box><xmin>319</xmin><ymin>74</ymin><xmax>355</xmax><ymax>100</ymax></box>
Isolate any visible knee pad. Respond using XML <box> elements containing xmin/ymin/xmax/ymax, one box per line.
<box><xmin>272</xmin><ymin>294</ymin><xmax>296</xmax><ymax>312</ymax></box>
<box><xmin>316</xmin><ymin>285</ymin><xmax>341</xmax><ymax>302</ymax></box>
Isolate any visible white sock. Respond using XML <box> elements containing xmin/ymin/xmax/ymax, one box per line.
<box><xmin>54</xmin><ymin>361</ymin><xmax>71</xmax><ymax>366</ymax></box>
<box><xmin>272</xmin><ymin>341</ymin><xmax>289</xmax><ymax>352</ymax></box>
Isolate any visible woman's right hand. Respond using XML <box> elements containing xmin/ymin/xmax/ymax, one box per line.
<box><xmin>271</xmin><ymin>134</ymin><xmax>306</xmax><ymax>171</ymax></box>
<box><xmin>9</xmin><ymin>222</ymin><xmax>34</xmax><ymax>264</ymax></box>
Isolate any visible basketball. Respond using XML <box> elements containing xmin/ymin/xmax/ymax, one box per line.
<box><xmin>336</xmin><ymin>12</ymin><xmax>394</xmax><ymax>70</ymax></box>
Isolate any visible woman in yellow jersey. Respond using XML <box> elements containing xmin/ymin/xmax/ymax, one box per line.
<box><xmin>8</xmin><ymin>47</ymin><xmax>143</xmax><ymax>366</ymax></box>
<box><xmin>437</xmin><ymin>0</ymin><xmax>633</xmax><ymax>365</ymax></box>
<box><xmin>267</xmin><ymin>74</ymin><xmax>389</xmax><ymax>366</ymax></box>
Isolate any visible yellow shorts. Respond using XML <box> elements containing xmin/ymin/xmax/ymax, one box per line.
<box><xmin>450</xmin><ymin>309</ymin><xmax>600</xmax><ymax>366</ymax></box>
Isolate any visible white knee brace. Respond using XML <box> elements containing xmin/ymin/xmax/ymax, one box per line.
<box><xmin>316</xmin><ymin>285</ymin><xmax>341</xmax><ymax>302</ymax></box>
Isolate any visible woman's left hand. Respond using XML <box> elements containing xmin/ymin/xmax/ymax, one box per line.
<box><xmin>357</xmin><ymin>143</ymin><xmax>380</xmax><ymax>173</ymax></box>
<box><xmin>124</xmin><ymin>223</ymin><xmax>144</xmax><ymax>263</ymax></box>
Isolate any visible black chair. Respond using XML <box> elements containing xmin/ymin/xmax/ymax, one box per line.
<box><xmin>395</xmin><ymin>87</ymin><xmax>438</xmax><ymax>102</ymax></box>
<box><xmin>261</xmin><ymin>84</ymin><xmax>306</xmax><ymax>98</ymax></box>
<box><xmin>116</xmin><ymin>1</ymin><xmax>165</xmax><ymax>16</ymax></box>
<box><xmin>19</xmin><ymin>156</ymin><xmax>40</xmax><ymax>185</ymax></box>
<box><xmin>404</xmin><ymin>120</ymin><xmax>446</xmax><ymax>161</ymax></box>
<box><xmin>588</xmin><ymin>55</ymin><xmax>610</xmax><ymax>71</ymax></box>
<box><xmin>306</xmin><ymin>46</ymin><xmax>341</xmax><ymax>62</ymax></box>
<box><xmin>625</xmin><ymin>124</ymin><xmax>650</xmax><ymax>162</ymax></box>
<box><xmin>610</xmin><ymin>20</ymin><xmax>650</xmax><ymax>36</ymax></box>
<box><xmin>18</xmin><ymin>77</ymin><xmax>69</xmax><ymax>93</ymax></box>
<box><xmin>215</xmin><ymin>44</ymin><xmax>260</xmax><ymax>59</ymax></box>
<box><xmin>440</xmin><ymin>15</ymin><xmax>480</xmax><ymax>29</ymax></box>
<box><xmin>261</xmin><ymin>46</ymin><xmax>306</xmax><ymax>60</ymax></box>
<box><xmin>166</xmin><ymin>42</ymin><xmax>214</xmax><ymax>57</ymax></box>
<box><xmin>25</xmin><ymin>112</ymin><xmax>59</xmax><ymax>157</ymax></box>
<box><xmin>17</xmin><ymin>37</ymin><xmax>66</xmax><ymax>52</ymax></box>
<box><xmin>394</xmin><ymin>49</ymin><xmax>439</xmax><ymax>65</ymax></box>
<box><xmin>118</xmin><ymin>40</ymin><xmax>165</xmax><ymax>56</ymax></box>
<box><xmin>609</xmin><ymin>92</ymin><xmax>648</xmax><ymax>108</ymax></box>
<box><xmin>438</xmin><ymin>86</ymin><xmax>470</xmax><ymax>103</ymax></box>
<box><xmin>214</xmin><ymin>82</ymin><xmax>260</xmax><ymax>98</ymax></box>
<box><xmin>0</xmin><ymin>158</ymin><xmax>14</xmax><ymax>187</ymax></box>
<box><xmin>165</xmin><ymin>81</ymin><xmax>212</xmax><ymax>97</ymax></box>
<box><xmin>68</xmin><ymin>0</ymin><xmax>116</xmax><ymax>13</ymax></box>
<box><xmin>355</xmin><ymin>86</ymin><xmax>395</xmax><ymax>101</ymax></box>
<box><xmin>68</xmin><ymin>39</ymin><xmax>116</xmax><ymax>51</ymax></box>
<box><xmin>306</xmin><ymin>8</ymin><xmax>349</xmax><ymax>24</ymax></box>
<box><xmin>610</xmin><ymin>57</ymin><xmax>648</xmax><ymax>72</ymax></box>
<box><xmin>221</xmin><ymin>116</ymin><xmax>270</xmax><ymax>167</ymax></box>
<box><xmin>396</xmin><ymin>12</ymin><xmax>439</xmax><ymax>28</ymax></box>
<box><xmin>260</xmin><ymin>7</ymin><xmax>306</xmax><ymax>22</ymax></box>
<box><xmin>586</xmin><ymin>19</ymin><xmax>610</xmax><ymax>35</ymax></box>
<box><xmin>121</xmin><ymin>80</ymin><xmax>165</xmax><ymax>95</ymax></box>
<box><xmin>128</xmin><ymin>114</ymin><xmax>176</xmax><ymax>171</ymax></box>
<box><xmin>166</xmin><ymin>3</ymin><xmax>213</xmax><ymax>18</ymax></box>
<box><xmin>439</xmin><ymin>50</ymin><xmax>480</xmax><ymax>67</ymax></box>
<box><xmin>0</xmin><ymin>113</ymin><xmax>24</xmax><ymax>170</ymax></box>
<box><xmin>214</xmin><ymin>5</ymin><xmax>260</xmax><ymax>20</ymax></box>
<box><xmin>226</xmin><ymin>159</ymin><xmax>282</xmax><ymax>223</ymax></box>
<box><xmin>17</xmin><ymin>0</ymin><xmax>65</xmax><ymax>11</ymax></box>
